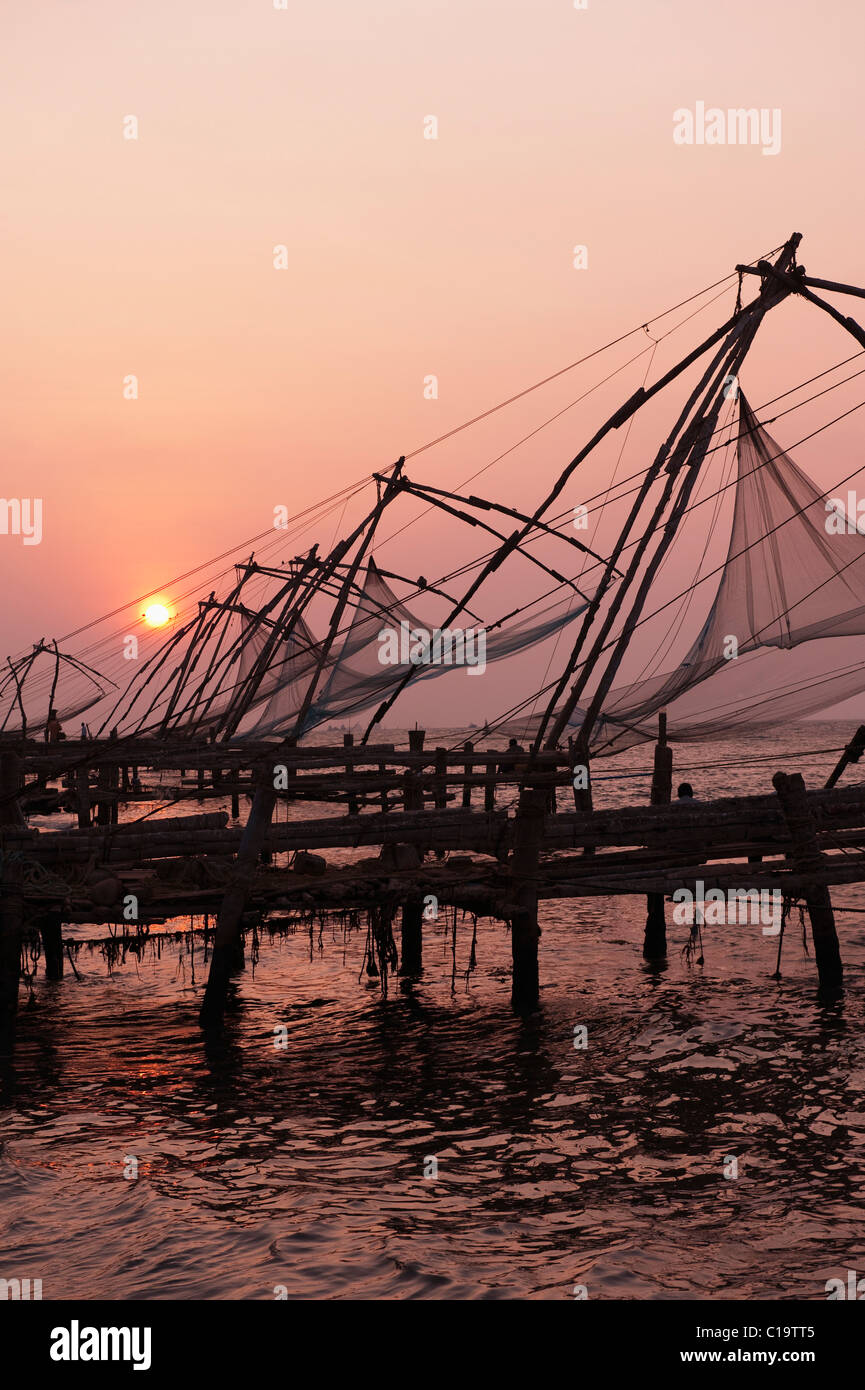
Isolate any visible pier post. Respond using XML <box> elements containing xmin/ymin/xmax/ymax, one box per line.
<box><xmin>462</xmin><ymin>741</ymin><xmax>474</xmax><ymax>808</ymax></box>
<box><xmin>95</xmin><ymin>762</ymin><xmax>111</xmax><ymax>826</ymax></box>
<box><xmin>344</xmin><ymin>733</ymin><xmax>360</xmax><ymax>815</ymax></box>
<box><xmin>400</xmin><ymin>901</ymin><xmax>423</xmax><ymax>976</ymax></box>
<box><xmin>75</xmin><ymin>766</ymin><xmax>91</xmax><ymax>829</ymax></box>
<box><xmin>407</xmin><ymin>729</ymin><xmax>425</xmax><ymax>813</ymax></box>
<box><xmin>434</xmin><ymin>748</ymin><xmax>447</xmax><ymax>860</ymax></box>
<box><xmin>509</xmin><ymin>783</ymin><xmax>546</xmax><ymax>1011</ymax></box>
<box><xmin>0</xmin><ymin>856</ymin><xmax>23</xmax><ymax>1054</ymax></box>
<box><xmin>399</xmin><ymin>763</ymin><xmax>425</xmax><ymax>973</ymax></box>
<box><xmin>434</xmin><ymin>748</ymin><xmax>447</xmax><ymax>810</ymax></box>
<box><xmin>200</xmin><ymin>752</ymin><xmax>285</xmax><ymax>1024</ymax></box>
<box><xmin>109</xmin><ymin>760</ymin><xmax>119</xmax><ymax>825</ymax></box>
<box><xmin>644</xmin><ymin>713</ymin><xmax>672</xmax><ymax>959</ymax></box>
<box><xmin>107</xmin><ymin>729</ymin><xmax>120</xmax><ymax>825</ymax></box>
<box><xmin>0</xmin><ymin>750</ymin><xmax>25</xmax><ymax>827</ymax></box>
<box><xmin>567</xmin><ymin>733</ymin><xmax>594</xmax><ymax>856</ymax></box>
<box><xmin>38</xmin><ymin>910</ymin><xmax>64</xmax><ymax>980</ymax></box>
<box><xmin>484</xmin><ymin>756</ymin><xmax>496</xmax><ymax>811</ymax></box>
<box><xmin>773</xmin><ymin>771</ymin><xmax>842</xmax><ymax>990</ymax></box>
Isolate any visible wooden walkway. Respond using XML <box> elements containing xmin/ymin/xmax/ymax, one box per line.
<box><xmin>2</xmin><ymin>725</ymin><xmax>863</xmax><ymax>1049</ymax></box>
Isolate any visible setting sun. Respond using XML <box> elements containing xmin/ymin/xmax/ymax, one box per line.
<box><xmin>143</xmin><ymin>603</ymin><xmax>172</xmax><ymax>628</ymax></box>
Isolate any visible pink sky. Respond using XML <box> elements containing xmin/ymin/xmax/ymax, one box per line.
<box><xmin>2</xmin><ymin>0</ymin><xmax>865</xmax><ymax>724</ymax></box>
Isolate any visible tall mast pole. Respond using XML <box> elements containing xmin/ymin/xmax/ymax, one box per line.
<box><xmin>199</xmin><ymin>461</ymin><xmax>405</xmax><ymax>1026</ymax></box>
<box><xmin>543</xmin><ymin>234</ymin><xmax>802</xmax><ymax>751</ymax></box>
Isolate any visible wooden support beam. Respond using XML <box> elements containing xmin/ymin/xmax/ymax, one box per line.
<box><xmin>344</xmin><ymin>733</ymin><xmax>360</xmax><ymax>815</ymax></box>
<box><xmin>509</xmin><ymin>783</ymin><xmax>546</xmax><ymax>1011</ymax></box>
<box><xmin>825</xmin><ymin>725</ymin><xmax>865</xmax><ymax>789</ymax></box>
<box><xmin>736</xmin><ymin>262</ymin><xmax>865</xmax><ymax>302</ymax></box>
<box><xmin>567</xmin><ymin>732</ymin><xmax>594</xmax><ymax>852</ymax></box>
<box><xmin>0</xmin><ymin>750</ymin><xmax>25</xmax><ymax>828</ymax></box>
<box><xmin>462</xmin><ymin>741</ymin><xmax>474</xmax><ymax>809</ymax></box>
<box><xmin>644</xmin><ymin>713</ymin><xmax>672</xmax><ymax>960</ymax></box>
<box><xmin>75</xmin><ymin>766</ymin><xmax>91</xmax><ymax>829</ymax></box>
<box><xmin>38</xmin><ymin>910</ymin><xmax>64</xmax><ymax>980</ymax></box>
<box><xmin>773</xmin><ymin>771</ymin><xmax>842</xmax><ymax>990</ymax></box>
<box><xmin>400</xmin><ymin>900</ymin><xmax>423</xmax><ymax>976</ymax></box>
<box><xmin>0</xmin><ymin>855</ymin><xmax>23</xmax><ymax>1054</ymax></box>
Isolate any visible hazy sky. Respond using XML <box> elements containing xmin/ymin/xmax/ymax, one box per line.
<box><xmin>2</xmin><ymin>0</ymin><xmax>864</xmax><ymax>725</ymax></box>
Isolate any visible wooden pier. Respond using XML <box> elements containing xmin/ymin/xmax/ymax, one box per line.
<box><xmin>1</xmin><ymin>723</ymin><xmax>860</xmax><ymax>1051</ymax></box>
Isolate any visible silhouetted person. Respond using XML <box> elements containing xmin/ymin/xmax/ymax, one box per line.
<box><xmin>676</xmin><ymin>781</ymin><xmax>699</xmax><ymax>803</ymax></box>
<box><xmin>498</xmin><ymin>736</ymin><xmax>524</xmax><ymax>777</ymax></box>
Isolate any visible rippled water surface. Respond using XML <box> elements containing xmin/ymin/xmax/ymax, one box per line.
<box><xmin>3</xmin><ymin>723</ymin><xmax>865</xmax><ymax>1299</ymax></box>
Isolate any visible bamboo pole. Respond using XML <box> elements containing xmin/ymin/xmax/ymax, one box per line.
<box><xmin>773</xmin><ymin>771</ymin><xmax>842</xmax><ymax>990</ymax></box>
<box><xmin>644</xmin><ymin>712</ymin><xmax>672</xmax><ymax>959</ymax></box>
<box><xmin>462</xmin><ymin>741</ymin><xmax>474</xmax><ymax>808</ymax></box>
<box><xmin>825</xmin><ymin>725</ymin><xmax>865</xmax><ymax>790</ymax></box>
<box><xmin>199</xmin><ymin>465</ymin><xmax>405</xmax><ymax>1025</ymax></box>
<box><xmin>541</xmin><ymin>235</ymin><xmax>802</xmax><ymax>750</ymax></box>
<box><xmin>509</xmin><ymin>783</ymin><xmax>546</xmax><ymax>1010</ymax></box>
<box><xmin>0</xmin><ymin>751</ymin><xmax>25</xmax><ymax>1052</ymax></box>
<box><xmin>0</xmin><ymin>855</ymin><xmax>23</xmax><ymax>1054</ymax></box>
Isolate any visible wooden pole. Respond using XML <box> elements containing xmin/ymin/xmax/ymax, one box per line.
<box><xmin>344</xmin><ymin>733</ymin><xmax>360</xmax><ymax>815</ymax></box>
<box><xmin>825</xmin><ymin>725</ymin><xmax>865</xmax><ymax>790</ymax></box>
<box><xmin>773</xmin><ymin>771</ymin><xmax>842</xmax><ymax>990</ymax></box>
<box><xmin>400</xmin><ymin>901</ymin><xmax>423</xmax><ymax>976</ymax></box>
<box><xmin>0</xmin><ymin>754</ymin><xmax>24</xmax><ymax>1053</ymax></box>
<box><xmin>462</xmin><ymin>741</ymin><xmax>474</xmax><ymax>808</ymax></box>
<box><xmin>510</xmin><ymin>783</ymin><xmax>546</xmax><ymax>1010</ymax></box>
<box><xmin>200</xmin><ymin>468</ymin><xmax>404</xmax><ymax>1025</ymax></box>
<box><xmin>38</xmin><ymin>910</ymin><xmax>64</xmax><ymax>980</ymax></box>
<box><xmin>567</xmin><ymin>732</ymin><xmax>593</xmax><ymax>847</ymax></box>
<box><xmin>541</xmin><ymin>236</ymin><xmax>802</xmax><ymax>751</ymax></box>
<box><xmin>0</xmin><ymin>856</ymin><xmax>23</xmax><ymax>1054</ymax></box>
<box><xmin>48</xmin><ymin>639</ymin><xmax>61</xmax><ymax>724</ymax></box>
<box><xmin>0</xmin><ymin>750</ymin><xmax>25</xmax><ymax>828</ymax></box>
<box><xmin>96</xmin><ymin>762</ymin><xmax>111</xmax><ymax>825</ymax></box>
<box><xmin>399</xmin><ymin>758</ymin><xmax>425</xmax><ymax>973</ymax></box>
<box><xmin>644</xmin><ymin>712</ymin><xmax>672</xmax><ymax>959</ymax></box>
<box><xmin>75</xmin><ymin>766</ymin><xmax>91</xmax><ymax>829</ymax></box>
<box><xmin>408</xmin><ymin>728</ymin><xmax>425</xmax><ymax>811</ymax></box>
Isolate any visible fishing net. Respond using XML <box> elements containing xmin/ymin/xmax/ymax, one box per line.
<box><xmin>241</xmin><ymin>560</ymin><xmax>591</xmax><ymax>737</ymax></box>
<box><xmin>573</xmin><ymin>393</ymin><xmax>865</xmax><ymax>754</ymax></box>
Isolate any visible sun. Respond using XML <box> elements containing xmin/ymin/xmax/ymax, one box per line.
<box><xmin>143</xmin><ymin>602</ymin><xmax>172</xmax><ymax>628</ymax></box>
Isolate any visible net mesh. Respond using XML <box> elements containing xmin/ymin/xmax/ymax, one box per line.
<box><xmin>572</xmin><ymin>393</ymin><xmax>865</xmax><ymax>753</ymax></box>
